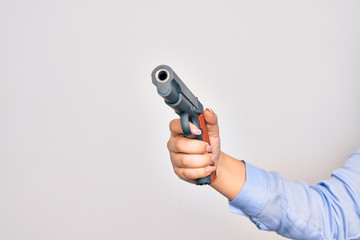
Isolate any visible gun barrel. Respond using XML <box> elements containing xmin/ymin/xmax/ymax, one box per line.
<box><xmin>151</xmin><ymin>65</ymin><xmax>204</xmax><ymax>113</ymax></box>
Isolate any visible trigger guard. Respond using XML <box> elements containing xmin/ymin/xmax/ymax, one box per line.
<box><xmin>180</xmin><ymin>112</ymin><xmax>192</xmax><ymax>136</ymax></box>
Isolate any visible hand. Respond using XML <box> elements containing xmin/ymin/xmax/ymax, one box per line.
<box><xmin>167</xmin><ymin>108</ymin><xmax>222</xmax><ymax>184</ymax></box>
<box><xmin>167</xmin><ymin>108</ymin><xmax>246</xmax><ymax>200</ymax></box>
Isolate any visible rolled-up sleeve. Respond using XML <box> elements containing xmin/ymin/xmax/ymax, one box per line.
<box><xmin>229</xmin><ymin>149</ymin><xmax>360</xmax><ymax>240</ymax></box>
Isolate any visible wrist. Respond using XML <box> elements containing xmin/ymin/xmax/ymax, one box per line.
<box><xmin>210</xmin><ymin>152</ymin><xmax>246</xmax><ymax>201</ymax></box>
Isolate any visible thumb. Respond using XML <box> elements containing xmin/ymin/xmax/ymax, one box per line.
<box><xmin>203</xmin><ymin>108</ymin><xmax>219</xmax><ymax>138</ymax></box>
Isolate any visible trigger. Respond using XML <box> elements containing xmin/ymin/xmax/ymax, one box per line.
<box><xmin>180</xmin><ymin>112</ymin><xmax>192</xmax><ymax>136</ymax></box>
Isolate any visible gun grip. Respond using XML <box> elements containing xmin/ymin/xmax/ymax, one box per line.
<box><xmin>195</xmin><ymin>114</ymin><xmax>217</xmax><ymax>185</ymax></box>
<box><xmin>180</xmin><ymin>113</ymin><xmax>217</xmax><ymax>185</ymax></box>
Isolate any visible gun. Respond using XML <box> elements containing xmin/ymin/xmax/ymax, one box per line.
<box><xmin>151</xmin><ymin>65</ymin><xmax>216</xmax><ymax>185</ymax></box>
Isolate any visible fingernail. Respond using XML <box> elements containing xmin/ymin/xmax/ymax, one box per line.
<box><xmin>206</xmin><ymin>145</ymin><xmax>213</xmax><ymax>152</ymax></box>
<box><xmin>211</xmin><ymin>155</ymin><xmax>216</xmax><ymax>163</ymax></box>
<box><xmin>190</xmin><ymin>125</ymin><xmax>202</xmax><ymax>135</ymax></box>
<box><xmin>209</xmin><ymin>108</ymin><xmax>214</xmax><ymax>113</ymax></box>
<box><xmin>206</xmin><ymin>166</ymin><xmax>216</xmax><ymax>173</ymax></box>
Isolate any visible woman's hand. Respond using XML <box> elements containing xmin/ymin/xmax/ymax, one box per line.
<box><xmin>167</xmin><ymin>108</ymin><xmax>246</xmax><ymax>200</ymax></box>
<box><xmin>167</xmin><ymin>108</ymin><xmax>222</xmax><ymax>184</ymax></box>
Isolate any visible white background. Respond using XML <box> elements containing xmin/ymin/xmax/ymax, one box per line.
<box><xmin>1</xmin><ymin>0</ymin><xmax>360</xmax><ymax>239</ymax></box>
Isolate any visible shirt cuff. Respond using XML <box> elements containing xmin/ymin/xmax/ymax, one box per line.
<box><xmin>228</xmin><ymin>161</ymin><xmax>270</xmax><ymax>217</ymax></box>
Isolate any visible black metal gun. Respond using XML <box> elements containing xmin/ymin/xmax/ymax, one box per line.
<box><xmin>151</xmin><ymin>65</ymin><xmax>216</xmax><ymax>185</ymax></box>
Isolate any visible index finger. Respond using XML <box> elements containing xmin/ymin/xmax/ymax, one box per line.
<box><xmin>169</xmin><ymin>119</ymin><xmax>201</xmax><ymax>136</ymax></box>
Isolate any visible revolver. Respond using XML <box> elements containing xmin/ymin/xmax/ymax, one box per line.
<box><xmin>151</xmin><ymin>65</ymin><xmax>216</xmax><ymax>185</ymax></box>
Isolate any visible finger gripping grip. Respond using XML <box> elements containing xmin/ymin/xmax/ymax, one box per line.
<box><xmin>196</xmin><ymin>114</ymin><xmax>217</xmax><ymax>185</ymax></box>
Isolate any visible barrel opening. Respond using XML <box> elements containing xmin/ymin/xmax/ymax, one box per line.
<box><xmin>155</xmin><ymin>69</ymin><xmax>170</xmax><ymax>82</ymax></box>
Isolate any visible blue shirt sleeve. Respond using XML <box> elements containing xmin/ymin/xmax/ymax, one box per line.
<box><xmin>229</xmin><ymin>149</ymin><xmax>360</xmax><ymax>240</ymax></box>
